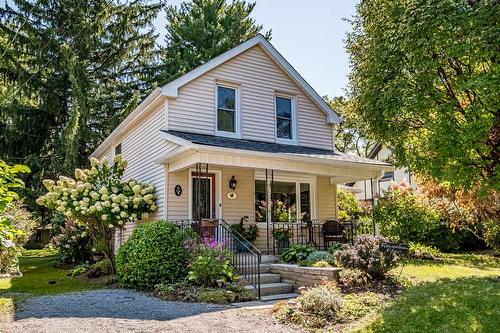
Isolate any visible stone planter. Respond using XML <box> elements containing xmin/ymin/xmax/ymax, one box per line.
<box><xmin>270</xmin><ymin>263</ymin><xmax>342</xmax><ymax>291</ymax></box>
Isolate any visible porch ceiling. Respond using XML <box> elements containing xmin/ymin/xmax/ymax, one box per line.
<box><xmin>159</xmin><ymin>143</ymin><xmax>393</xmax><ymax>183</ymax></box>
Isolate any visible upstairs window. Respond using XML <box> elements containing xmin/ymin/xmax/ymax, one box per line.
<box><xmin>114</xmin><ymin>143</ymin><xmax>122</xmax><ymax>156</ymax></box>
<box><xmin>275</xmin><ymin>96</ymin><xmax>295</xmax><ymax>141</ymax></box>
<box><xmin>217</xmin><ymin>85</ymin><xmax>237</xmax><ymax>135</ymax></box>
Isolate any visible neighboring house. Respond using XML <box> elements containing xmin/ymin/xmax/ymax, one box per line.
<box><xmin>90</xmin><ymin>34</ymin><xmax>391</xmax><ymax>253</ymax></box>
<box><xmin>348</xmin><ymin>143</ymin><xmax>417</xmax><ymax>201</ymax></box>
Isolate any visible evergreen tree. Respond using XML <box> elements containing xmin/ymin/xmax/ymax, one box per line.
<box><xmin>0</xmin><ymin>0</ymin><xmax>161</xmax><ymax>218</ymax></box>
<box><xmin>160</xmin><ymin>0</ymin><xmax>270</xmax><ymax>84</ymax></box>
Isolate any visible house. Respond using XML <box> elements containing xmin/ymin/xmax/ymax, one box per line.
<box><xmin>347</xmin><ymin>144</ymin><xmax>417</xmax><ymax>201</ymax></box>
<box><xmin>90</xmin><ymin>34</ymin><xmax>392</xmax><ymax>254</ymax></box>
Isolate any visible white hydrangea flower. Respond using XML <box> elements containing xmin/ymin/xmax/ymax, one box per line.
<box><xmin>90</xmin><ymin>157</ymin><xmax>99</xmax><ymax>167</ymax></box>
<box><xmin>102</xmin><ymin>214</ymin><xmax>108</xmax><ymax>221</ymax></box>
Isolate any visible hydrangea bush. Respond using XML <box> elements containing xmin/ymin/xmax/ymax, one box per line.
<box><xmin>37</xmin><ymin>155</ymin><xmax>157</xmax><ymax>269</ymax></box>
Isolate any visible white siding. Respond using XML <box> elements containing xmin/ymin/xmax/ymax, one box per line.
<box><xmin>116</xmin><ymin>103</ymin><xmax>179</xmax><ymax>241</ymax></box>
<box><xmin>168</xmin><ymin>45</ymin><xmax>333</xmax><ymax>150</ymax></box>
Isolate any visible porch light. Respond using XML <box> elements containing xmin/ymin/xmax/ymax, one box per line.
<box><xmin>229</xmin><ymin>176</ymin><xmax>238</xmax><ymax>190</ymax></box>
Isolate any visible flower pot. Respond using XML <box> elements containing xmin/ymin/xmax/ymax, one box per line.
<box><xmin>276</xmin><ymin>239</ymin><xmax>290</xmax><ymax>254</ymax></box>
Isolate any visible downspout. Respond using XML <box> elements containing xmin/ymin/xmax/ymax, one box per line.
<box><xmin>372</xmin><ymin>170</ymin><xmax>385</xmax><ymax>236</ymax></box>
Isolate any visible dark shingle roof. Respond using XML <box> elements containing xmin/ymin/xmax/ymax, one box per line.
<box><xmin>163</xmin><ymin>130</ymin><xmax>391</xmax><ymax>167</ymax></box>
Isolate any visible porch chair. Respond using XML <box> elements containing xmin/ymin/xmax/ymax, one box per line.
<box><xmin>322</xmin><ymin>220</ymin><xmax>345</xmax><ymax>250</ymax></box>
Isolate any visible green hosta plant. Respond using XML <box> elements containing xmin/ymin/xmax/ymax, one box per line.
<box><xmin>281</xmin><ymin>244</ymin><xmax>313</xmax><ymax>263</ymax></box>
<box><xmin>37</xmin><ymin>155</ymin><xmax>157</xmax><ymax>270</ymax></box>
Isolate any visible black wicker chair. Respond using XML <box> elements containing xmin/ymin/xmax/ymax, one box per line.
<box><xmin>322</xmin><ymin>220</ymin><xmax>345</xmax><ymax>249</ymax></box>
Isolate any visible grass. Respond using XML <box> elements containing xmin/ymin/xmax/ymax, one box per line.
<box><xmin>0</xmin><ymin>249</ymin><xmax>108</xmax><ymax>322</ymax></box>
<box><xmin>353</xmin><ymin>252</ymin><xmax>500</xmax><ymax>333</ymax></box>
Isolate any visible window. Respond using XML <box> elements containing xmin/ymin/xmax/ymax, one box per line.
<box><xmin>255</xmin><ymin>179</ymin><xmax>314</xmax><ymax>223</ymax></box>
<box><xmin>275</xmin><ymin>96</ymin><xmax>294</xmax><ymax>141</ymax></box>
<box><xmin>217</xmin><ymin>85</ymin><xmax>237</xmax><ymax>134</ymax></box>
<box><xmin>114</xmin><ymin>143</ymin><xmax>122</xmax><ymax>156</ymax></box>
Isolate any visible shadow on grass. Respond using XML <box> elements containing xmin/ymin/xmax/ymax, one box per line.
<box><xmin>361</xmin><ymin>276</ymin><xmax>500</xmax><ymax>333</ymax></box>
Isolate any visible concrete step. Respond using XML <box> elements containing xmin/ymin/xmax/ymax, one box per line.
<box><xmin>238</xmin><ymin>273</ymin><xmax>281</xmax><ymax>286</ymax></box>
<box><xmin>260</xmin><ymin>293</ymin><xmax>300</xmax><ymax>302</ymax></box>
<box><xmin>244</xmin><ymin>282</ymin><xmax>294</xmax><ymax>296</ymax></box>
<box><xmin>261</xmin><ymin>255</ymin><xmax>279</xmax><ymax>264</ymax></box>
<box><xmin>235</xmin><ymin>263</ymin><xmax>271</xmax><ymax>274</ymax></box>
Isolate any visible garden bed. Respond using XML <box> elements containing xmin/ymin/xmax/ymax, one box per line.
<box><xmin>270</xmin><ymin>263</ymin><xmax>342</xmax><ymax>290</ymax></box>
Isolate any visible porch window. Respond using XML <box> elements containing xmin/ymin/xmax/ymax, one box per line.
<box><xmin>275</xmin><ymin>96</ymin><xmax>295</xmax><ymax>141</ymax></box>
<box><xmin>217</xmin><ymin>85</ymin><xmax>237</xmax><ymax>135</ymax></box>
<box><xmin>255</xmin><ymin>179</ymin><xmax>312</xmax><ymax>223</ymax></box>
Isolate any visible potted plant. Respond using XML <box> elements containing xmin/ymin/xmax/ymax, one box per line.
<box><xmin>230</xmin><ymin>216</ymin><xmax>257</xmax><ymax>252</ymax></box>
<box><xmin>272</xmin><ymin>229</ymin><xmax>292</xmax><ymax>253</ymax></box>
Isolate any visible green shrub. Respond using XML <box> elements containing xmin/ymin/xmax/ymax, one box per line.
<box><xmin>281</xmin><ymin>244</ymin><xmax>313</xmax><ymax>263</ymax></box>
<box><xmin>484</xmin><ymin>219</ymin><xmax>500</xmax><ymax>252</ymax></box>
<box><xmin>306</xmin><ymin>250</ymin><xmax>336</xmax><ymax>266</ymax></box>
<box><xmin>335</xmin><ymin>235</ymin><xmax>397</xmax><ymax>279</ymax></box>
<box><xmin>338</xmin><ymin>268</ymin><xmax>370</xmax><ymax>291</ymax></box>
<box><xmin>71</xmin><ymin>264</ymin><xmax>89</xmax><ymax>276</ymax></box>
<box><xmin>187</xmin><ymin>241</ymin><xmax>238</xmax><ymax>286</ymax></box>
<box><xmin>408</xmin><ymin>242</ymin><xmax>441</xmax><ymax>260</ymax></box>
<box><xmin>312</xmin><ymin>260</ymin><xmax>330</xmax><ymax>267</ymax></box>
<box><xmin>327</xmin><ymin>243</ymin><xmax>343</xmax><ymax>254</ymax></box>
<box><xmin>374</xmin><ymin>184</ymin><xmax>458</xmax><ymax>251</ymax></box>
<box><xmin>87</xmin><ymin>258</ymin><xmax>113</xmax><ymax>278</ymax></box>
<box><xmin>0</xmin><ymin>200</ymin><xmax>37</xmax><ymax>273</ymax></box>
<box><xmin>116</xmin><ymin>221</ymin><xmax>191</xmax><ymax>289</ymax></box>
<box><xmin>337</xmin><ymin>188</ymin><xmax>364</xmax><ymax>221</ymax></box>
<box><xmin>298</xmin><ymin>285</ymin><xmax>343</xmax><ymax>320</ymax></box>
<box><xmin>52</xmin><ymin>219</ymin><xmax>93</xmax><ymax>264</ymax></box>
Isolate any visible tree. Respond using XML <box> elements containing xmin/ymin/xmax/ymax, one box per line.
<box><xmin>0</xmin><ymin>160</ymin><xmax>35</xmax><ymax>273</ymax></box>
<box><xmin>346</xmin><ymin>0</ymin><xmax>499</xmax><ymax>191</ymax></box>
<box><xmin>0</xmin><ymin>0</ymin><xmax>161</xmax><ymax>216</ymax></box>
<box><xmin>419</xmin><ymin>178</ymin><xmax>500</xmax><ymax>250</ymax></box>
<box><xmin>326</xmin><ymin>96</ymin><xmax>377</xmax><ymax>157</ymax></box>
<box><xmin>160</xmin><ymin>0</ymin><xmax>271</xmax><ymax>84</ymax></box>
<box><xmin>37</xmin><ymin>155</ymin><xmax>157</xmax><ymax>271</ymax></box>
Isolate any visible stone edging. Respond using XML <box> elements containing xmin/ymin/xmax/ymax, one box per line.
<box><xmin>270</xmin><ymin>264</ymin><xmax>341</xmax><ymax>291</ymax></box>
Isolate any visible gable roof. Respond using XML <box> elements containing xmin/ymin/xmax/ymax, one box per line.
<box><xmin>161</xmin><ymin>34</ymin><xmax>341</xmax><ymax>124</ymax></box>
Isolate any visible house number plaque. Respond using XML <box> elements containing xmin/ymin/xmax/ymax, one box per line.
<box><xmin>174</xmin><ymin>185</ymin><xmax>182</xmax><ymax>196</ymax></box>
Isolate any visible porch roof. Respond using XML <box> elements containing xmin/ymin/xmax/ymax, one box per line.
<box><xmin>159</xmin><ymin>130</ymin><xmax>393</xmax><ymax>183</ymax></box>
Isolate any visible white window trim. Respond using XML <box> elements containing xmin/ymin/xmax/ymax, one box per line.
<box><xmin>274</xmin><ymin>94</ymin><xmax>297</xmax><ymax>145</ymax></box>
<box><xmin>254</xmin><ymin>171</ymin><xmax>317</xmax><ymax>222</ymax></box>
<box><xmin>215</xmin><ymin>84</ymin><xmax>241</xmax><ymax>138</ymax></box>
<box><xmin>187</xmin><ymin>169</ymin><xmax>223</xmax><ymax>220</ymax></box>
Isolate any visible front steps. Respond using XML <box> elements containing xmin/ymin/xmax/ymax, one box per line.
<box><xmin>236</xmin><ymin>256</ymin><xmax>299</xmax><ymax>301</ymax></box>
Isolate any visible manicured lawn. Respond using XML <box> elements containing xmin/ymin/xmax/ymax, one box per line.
<box><xmin>354</xmin><ymin>253</ymin><xmax>500</xmax><ymax>333</ymax></box>
<box><xmin>0</xmin><ymin>249</ymin><xmax>108</xmax><ymax>321</ymax></box>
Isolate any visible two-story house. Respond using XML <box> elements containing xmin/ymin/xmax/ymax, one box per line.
<box><xmin>90</xmin><ymin>34</ymin><xmax>391</xmax><ymax>252</ymax></box>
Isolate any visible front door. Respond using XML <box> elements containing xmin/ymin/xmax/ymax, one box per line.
<box><xmin>191</xmin><ymin>173</ymin><xmax>216</xmax><ymax>220</ymax></box>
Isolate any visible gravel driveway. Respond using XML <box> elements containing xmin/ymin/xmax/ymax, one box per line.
<box><xmin>7</xmin><ymin>289</ymin><xmax>300</xmax><ymax>333</ymax></box>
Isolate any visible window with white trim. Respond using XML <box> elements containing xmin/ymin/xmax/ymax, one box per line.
<box><xmin>275</xmin><ymin>96</ymin><xmax>294</xmax><ymax>141</ymax></box>
<box><xmin>216</xmin><ymin>85</ymin><xmax>237</xmax><ymax>134</ymax></box>
<box><xmin>114</xmin><ymin>143</ymin><xmax>122</xmax><ymax>156</ymax></box>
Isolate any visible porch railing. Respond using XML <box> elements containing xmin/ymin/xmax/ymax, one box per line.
<box><xmin>172</xmin><ymin>219</ymin><xmax>262</xmax><ymax>299</ymax></box>
<box><xmin>269</xmin><ymin>219</ymin><xmax>360</xmax><ymax>254</ymax></box>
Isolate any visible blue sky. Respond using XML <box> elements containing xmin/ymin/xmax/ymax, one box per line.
<box><xmin>156</xmin><ymin>0</ymin><xmax>359</xmax><ymax>97</ymax></box>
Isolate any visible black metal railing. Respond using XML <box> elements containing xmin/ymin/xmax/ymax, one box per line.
<box><xmin>172</xmin><ymin>219</ymin><xmax>262</xmax><ymax>299</ymax></box>
<box><xmin>269</xmin><ymin>219</ymin><xmax>359</xmax><ymax>254</ymax></box>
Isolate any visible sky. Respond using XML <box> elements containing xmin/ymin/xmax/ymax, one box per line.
<box><xmin>156</xmin><ymin>0</ymin><xmax>359</xmax><ymax>98</ymax></box>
